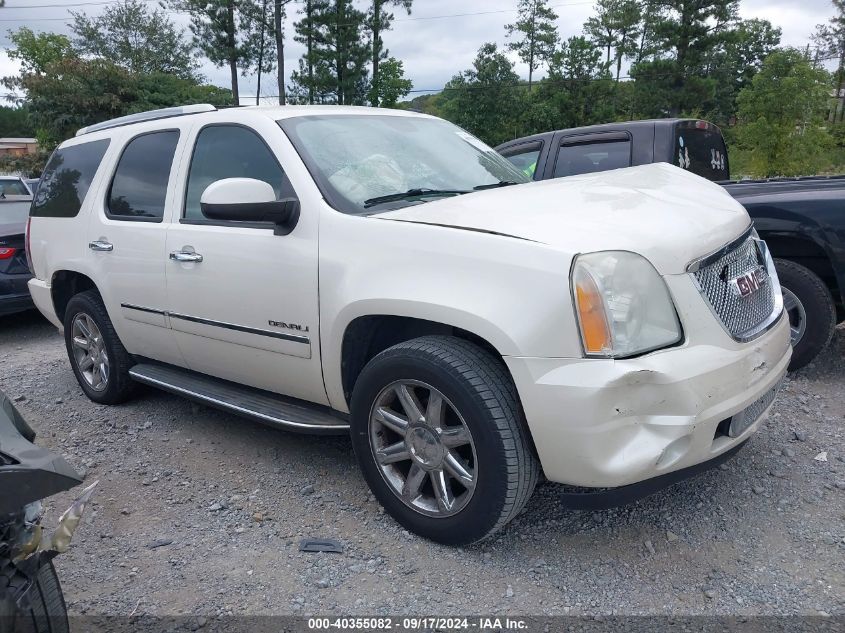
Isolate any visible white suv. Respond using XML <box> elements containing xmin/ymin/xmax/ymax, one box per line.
<box><xmin>27</xmin><ymin>104</ymin><xmax>791</xmax><ymax>545</ymax></box>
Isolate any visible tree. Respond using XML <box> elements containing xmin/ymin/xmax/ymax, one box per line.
<box><xmin>290</xmin><ymin>0</ymin><xmax>371</xmax><ymax>105</ymax></box>
<box><xmin>583</xmin><ymin>0</ymin><xmax>640</xmax><ymax>81</ymax></box>
<box><xmin>814</xmin><ymin>0</ymin><xmax>845</xmax><ymax>121</ymax></box>
<box><xmin>440</xmin><ymin>43</ymin><xmax>523</xmax><ymax>147</ymax></box>
<box><xmin>505</xmin><ymin>0</ymin><xmax>558</xmax><ymax>92</ymax></box>
<box><xmin>71</xmin><ymin>0</ymin><xmax>200</xmax><ymax>81</ymax></box>
<box><xmin>0</xmin><ymin>106</ymin><xmax>34</xmax><ymax>137</ymax></box>
<box><xmin>367</xmin><ymin>0</ymin><xmax>412</xmax><ymax>106</ymax></box>
<box><xmin>168</xmin><ymin>0</ymin><xmax>265</xmax><ymax>104</ymax></box>
<box><xmin>6</xmin><ymin>28</ymin><xmax>75</xmax><ymax>75</ymax></box>
<box><xmin>709</xmin><ymin>18</ymin><xmax>781</xmax><ymax>122</ymax></box>
<box><xmin>652</xmin><ymin>0</ymin><xmax>739</xmax><ymax>115</ymax></box>
<box><xmin>371</xmin><ymin>57</ymin><xmax>412</xmax><ymax>107</ymax></box>
<box><xmin>11</xmin><ymin>56</ymin><xmax>232</xmax><ymax>148</ymax></box>
<box><xmin>735</xmin><ymin>49</ymin><xmax>833</xmax><ymax>177</ymax></box>
<box><xmin>533</xmin><ymin>36</ymin><xmax>614</xmax><ymax>131</ymax></box>
<box><xmin>273</xmin><ymin>0</ymin><xmax>295</xmax><ymax>104</ymax></box>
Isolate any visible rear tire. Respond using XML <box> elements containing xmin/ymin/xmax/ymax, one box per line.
<box><xmin>774</xmin><ymin>259</ymin><xmax>836</xmax><ymax>371</ymax></box>
<box><xmin>63</xmin><ymin>290</ymin><xmax>136</xmax><ymax>404</ymax></box>
<box><xmin>350</xmin><ymin>336</ymin><xmax>539</xmax><ymax>545</ymax></box>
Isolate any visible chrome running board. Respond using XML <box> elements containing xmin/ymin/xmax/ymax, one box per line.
<box><xmin>129</xmin><ymin>363</ymin><xmax>348</xmax><ymax>435</ymax></box>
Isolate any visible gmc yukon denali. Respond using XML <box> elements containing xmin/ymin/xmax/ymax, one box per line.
<box><xmin>26</xmin><ymin>105</ymin><xmax>790</xmax><ymax>545</ymax></box>
<box><xmin>497</xmin><ymin>119</ymin><xmax>845</xmax><ymax>371</ymax></box>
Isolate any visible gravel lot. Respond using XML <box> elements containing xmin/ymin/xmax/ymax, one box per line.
<box><xmin>1</xmin><ymin>310</ymin><xmax>843</xmax><ymax>618</ymax></box>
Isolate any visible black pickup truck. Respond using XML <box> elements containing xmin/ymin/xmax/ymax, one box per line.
<box><xmin>497</xmin><ymin>120</ymin><xmax>844</xmax><ymax>371</ymax></box>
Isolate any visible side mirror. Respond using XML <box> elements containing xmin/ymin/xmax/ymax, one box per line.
<box><xmin>200</xmin><ymin>178</ymin><xmax>300</xmax><ymax>236</ymax></box>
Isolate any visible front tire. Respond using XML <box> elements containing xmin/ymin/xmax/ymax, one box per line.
<box><xmin>0</xmin><ymin>562</ymin><xmax>69</xmax><ymax>633</ymax></box>
<box><xmin>350</xmin><ymin>336</ymin><xmax>539</xmax><ymax>545</ymax></box>
<box><xmin>63</xmin><ymin>290</ymin><xmax>136</xmax><ymax>404</ymax></box>
<box><xmin>774</xmin><ymin>259</ymin><xmax>836</xmax><ymax>371</ymax></box>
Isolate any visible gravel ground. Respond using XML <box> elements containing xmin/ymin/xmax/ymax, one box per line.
<box><xmin>1</xmin><ymin>310</ymin><xmax>843</xmax><ymax>618</ymax></box>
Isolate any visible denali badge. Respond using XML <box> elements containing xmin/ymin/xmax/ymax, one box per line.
<box><xmin>729</xmin><ymin>267</ymin><xmax>767</xmax><ymax>298</ymax></box>
<box><xmin>268</xmin><ymin>320</ymin><xmax>309</xmax><ymax>332</ymax></box>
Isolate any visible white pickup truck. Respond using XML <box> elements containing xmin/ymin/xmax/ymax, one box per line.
<box><xmin>26</xmin><ymin>104</ymin><xmax>791</xmax><ymax>545</ymax></box>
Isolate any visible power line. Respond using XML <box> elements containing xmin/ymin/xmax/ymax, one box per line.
<box><xmin>0</xmin><ymin>0</ymin><xmax>593</xmax><ymax>22</ymax></box>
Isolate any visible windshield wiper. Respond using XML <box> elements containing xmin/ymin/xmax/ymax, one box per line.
<box><xmin>473</xmin><ymin>180</ymin><xmax>520</xmax><ymax>191</ymax></box>
<box><xmin>363</xmin><ymin>188</ymin><xmax>470</xmax><ymax>208</ymax></box>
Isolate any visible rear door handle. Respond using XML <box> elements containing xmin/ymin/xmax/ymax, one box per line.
<box><xmin>169</xmin><ymin>251</ymin><xmax>203</xmax><ymax>263</ymax></box>
<box><xmin>88</xmin><ymin>240</ymin><xmax>113</xmax><ymax>252</ymax></box>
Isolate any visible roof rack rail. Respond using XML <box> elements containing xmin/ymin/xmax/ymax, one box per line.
<box><xmin>76</xmin><ymin>104</ymin><xmax>217</xmax><ymax>137</ymax></box>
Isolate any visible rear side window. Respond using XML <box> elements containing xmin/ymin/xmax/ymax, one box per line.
<box><xmin>501</xmin><ymin>142</ymin><xmax>542</xmax><ymax>179</ymax></box>
<box><xmin>184</xmin><ymin>125</ymin><xmax>291</xmax><ymax>222</ymax></box>
<box><xmin>31</xmin><ymin>139</ymin><xmax>109</xmax><ymax>218</ymax></box>
<box><xmin>674</xmin><ymin>126</ymin><xmax>729</xmax><ymax>181</ymax></box>
<box><xmin>108</xmin><ymin>131</ymin><xmax>180</xmax><ymax>221</ymax></box>
<box><xmin>553</xmin><ymin>140</ymin><xmax>631</xmax><ymax>178</ymax></box>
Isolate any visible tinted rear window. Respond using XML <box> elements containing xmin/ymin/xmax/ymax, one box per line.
<box><xmin>553</xmin><ymin>140</ymin><xmax>631</xmax><ymax>178</ymax></box>
<box><xmin>31</xmin><ymin>139</ymin><xmax>110</xmax><ymax>218</ymax></box>
<box><xmin>108</xmin><ymin>131</ymin><xmax>179</xmax><ymax>221</ymax></box>
<box><xmin>674</xmin><ymin>126</ymin><xmax>729</xmax><ymax>181</ymax></box>
<box><xmin>0</xmin><ymin>180</ymin><xmax>30</xmax><ymax>196</ymax></box>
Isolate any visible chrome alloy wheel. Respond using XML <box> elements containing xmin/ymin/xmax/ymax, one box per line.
<box><xmin>71</xmin><ymin>313</ymin><xmax>110</xmax><ymax>391</ymax></box>
<box><xmin>782</xmin><ymin>287</ymin><xmax>807</xmax><ymax>346</ymax></box>
<box><xmin>368</xmin><ymin>380</ymin><xmax>477</xmax><ymax>518</ymax></box>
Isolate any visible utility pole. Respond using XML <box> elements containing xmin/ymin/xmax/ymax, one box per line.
<box><xmin>256</xmin><ymin>0</ymin><xmax>268</xmax><ymax>105</ymax></box>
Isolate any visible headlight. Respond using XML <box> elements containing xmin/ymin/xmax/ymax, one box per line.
<box><xmin>571</xmin><ymin>251</ymin><xmax>682</xmax><ymax>358</ymax></box>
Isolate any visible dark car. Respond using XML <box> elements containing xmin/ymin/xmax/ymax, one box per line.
<box><xmin>497</xmin><ymin>119</ymin><xmax>844</xmax><ymax>371</ymax></box>
<box><xmin>0</xmin><ymin>178</ymin><xmax>34</xmax><ymax>318</ymax></box>
<box><xmin>1</xmin><ymin>390</ymin><xmax>96</xmax><ymax>632</ymax></box>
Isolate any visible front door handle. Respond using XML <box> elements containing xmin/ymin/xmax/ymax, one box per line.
<box><xmin>170</xmin><ymin>251</ymin><xmax>203</xmax><ymax>263</ymax></box>
<box><xmin>88</xmin><ymin>240</ymin><xmax>113</xmax><ymax>252</ymax></box>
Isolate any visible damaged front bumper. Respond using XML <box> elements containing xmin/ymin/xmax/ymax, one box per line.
<box><xmin>0</xmin><ymin>392</ymin><xmax>96</xmax><ymax>611</ymax></box>
<box><xmin>506</xmin><ymin>306</ymin><xmax>791</xmax><ymax>491</ymax></box>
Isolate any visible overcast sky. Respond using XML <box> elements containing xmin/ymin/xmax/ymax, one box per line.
<box><xmin>0</xmin><ymin>0</ymin><xmax>837</xmax><ymax>102</ymax></box>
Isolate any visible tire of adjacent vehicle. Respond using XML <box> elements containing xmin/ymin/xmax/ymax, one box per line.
<box><xmin>775</xmin><ymin>258</ymin><xmax>836</xmax><ymax>372</ymax></box>
<box><xmin>0</xmin><ymin>562</ymin><xmax>69</xmax><ymax>633</ymax></box>
<box><xmin>63</xmin><ymin>290</ymin><xmax>137</xmax><ymax>405</ymax></box>
<box><xmin>349</xmin><ymin>336</ymin><xmax>539</xmax><ymax>545</ymax></box>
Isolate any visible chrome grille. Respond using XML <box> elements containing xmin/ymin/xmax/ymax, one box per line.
<box><xmin>691</xmin><ymin>235</ymin><xmax>778</xmax><ymax>340</ymax></box>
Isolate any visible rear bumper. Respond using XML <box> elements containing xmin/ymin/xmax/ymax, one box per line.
<box><xmin>28</xmin><ymin>278</ymin><xmax>61</xmax><ymax>328</ymax></box>
<box><xmin>0</xmin><ymin>272</ymin><xmax>33</xmax><ymax>317</ymax></box>
<box><xmin>0</xmin><ymin>292</ymin><xmax>33</xmax><ymax>317</ymax></box>
<box><xmin>506</xmin><ymin>311</ymin><xmax>791</xmax><ymax>488</ymax></box>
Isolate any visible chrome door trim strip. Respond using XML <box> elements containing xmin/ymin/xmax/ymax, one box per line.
<box><xmin>121</xmin><ymin>303</ymin><xmax>166</xmax><ymax>315</ymax></box>
<box><xmin>168</xmin><ymin>312</ymin><xmax>310</xmax><ymax>344</ymax></box>
<box><xmin>128</xmin><ymin>369</ymin><xmax>347</xmax><ymax>432</ymax></box>
<box><xmin>120</xmin><ymin>304</ymin><xmax>310</xmax><ymax>344</ymax></box>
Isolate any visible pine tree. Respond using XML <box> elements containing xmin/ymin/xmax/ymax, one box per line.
<box><xmin>505</xmin><ymin>0</ymin><xmax>559</xmax><ymax>92</ymax></box>
<box><xmin>290</xmin><ymin>0</ymin><xmax>370</xmax><ymax>105</ymax></box>
<box><xmin>367</xmin><ymin>0</ymin><xmax>412</xmax><ymax>106</ymax></box>
<box><xmin>168</xmin><ymin>0</ymin><xmax>265</xmax><ymax>104</ymax></box>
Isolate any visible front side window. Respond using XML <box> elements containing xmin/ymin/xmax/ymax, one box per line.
<box><xmin>108</xmin><ymin>131</ymin><xmax>180</xmax><ymax>221</ymax></box>
<box><xmin>279</xmin><ymin>115</ymin><xmax>529</xmax><ymax>214</ymax></box>
<box><xmin>31</xmin><ymin>139</ymin><xmax>110</xmax><ymax>218</ymax></box>
<box><xmin>553</xmin><ymin>140</ymin><xmax>632</xmax><ymax>178</ymax></box>
<box><xmin>501</xmin><ymin>142</ymin><xmax>542</xmax><ymax>179</ymax></box>
<box><xmin>184</xmin><ymin>125</ymin><xmax>290</xmax><ymax>221</ymax></box>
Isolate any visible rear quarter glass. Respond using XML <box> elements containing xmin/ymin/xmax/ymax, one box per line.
<box><xmin>673</xmin><ymin>124</ymin><xmax>729</xmax><ymax>182</ymax></box>
<box><xmin>30</xmin><ymin>139</ymin><xmax>110</xmax><ymax>218</ymax></box>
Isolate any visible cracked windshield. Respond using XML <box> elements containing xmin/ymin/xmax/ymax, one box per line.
<box><xmin>280</xmin><ymin>115</ymin><xmax>529</xmax><ymax>214</ymax></box>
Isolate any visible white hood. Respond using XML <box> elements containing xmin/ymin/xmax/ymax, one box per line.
<box><xmin>376</xmin><ymin>163</ymin><xmax>750</xmax><ymax>275</ymax></box>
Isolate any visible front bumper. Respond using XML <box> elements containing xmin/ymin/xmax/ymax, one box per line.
<box><xmin>506</xmin><ymin>309</ymin><xmax>791</xmax><ymax>488</ymax></box>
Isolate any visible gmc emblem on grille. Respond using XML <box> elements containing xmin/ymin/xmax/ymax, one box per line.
<box><xmin>729</xmin><ymin>266</ymin><xmax>767</xmax><ymax>298</ymax></box>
